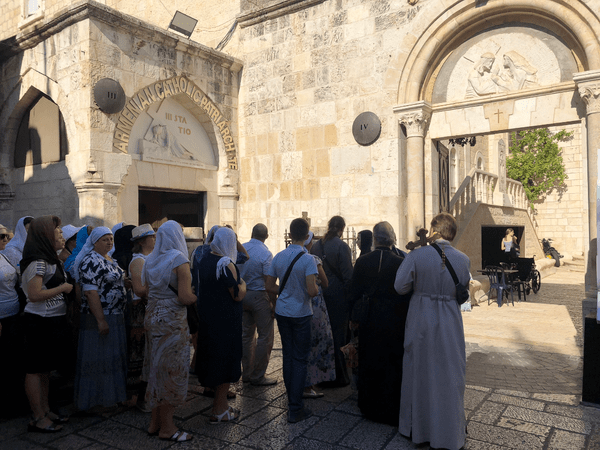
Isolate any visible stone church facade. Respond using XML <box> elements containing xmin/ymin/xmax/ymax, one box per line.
<box><xmin>1</xmin><ymin>0</ymin><xmax>599</xmax><ymax>304</ymax></box>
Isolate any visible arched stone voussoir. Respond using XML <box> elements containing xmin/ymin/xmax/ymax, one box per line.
<box><xmin>385</xmin><ymin>0</ymin><xmax>600</xmax><ymax>105</ymax></box>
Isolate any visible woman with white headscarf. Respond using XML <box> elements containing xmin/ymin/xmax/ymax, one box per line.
<box><xmin>142</xmin><ymin>221</ymin><xmax>195</xmax><ymax>442</ymax></box>
<box><xmin>195</xmin><ymin>227</ymin><xmax>246</xmax><ymax>424</ymax></box>
<box><xmin>2</xmin><ymin>216</ymin><xmax>33</xmax><ymax>269</ymax></box>
<box><xmin>73</xmin><ymin>227</ymin><xmax>128</xmax><ymax>412</ymax></box>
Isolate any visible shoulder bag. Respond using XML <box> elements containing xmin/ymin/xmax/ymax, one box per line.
<box><xmin>431</xmin><ymin>243</ymin><xmax>470</xmax><ymax>305</ymax></box>
<box><xmin>278</xmin><ymin>251</ymin><xmax>304</xmax><ymax>295</ymax></box>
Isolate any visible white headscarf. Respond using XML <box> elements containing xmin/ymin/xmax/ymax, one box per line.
<box><xmin>303</xmin><ymin>231</ymin><xmax>314</xmax><ymax>249</ymax></box>
<box><xmin>142</xmin><ymin>220</ymin><xmax>189</xmax><ymax>289</ymax></box>
<box><xmin>206</xmin><ymin>225</ymin><xmax>220</xmax><ymax>244</ymax></box>
<box><xmin>108</xmin><ymin>222</ymin><xmax>124</xmax><ymax>257</ymax></box>
<box><xmin>3</xmin><ymin>216</ymin><xmax>33</xmax><ymax>267</ymax></box>
<box><xmin>210</xmin><ymin>227</ymin><xmax>237</xmax><ymax>279</ymax></box>
<box><xmin>74</xmin><ymin>226</ymin><xmax>112</xmax><ymax>282</ymax></box>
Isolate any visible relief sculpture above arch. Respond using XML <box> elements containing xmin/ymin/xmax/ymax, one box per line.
<box><xmin>432</xmin><ymin>24</ymin><xmax>580</xmax><ymax>104</ymax></box>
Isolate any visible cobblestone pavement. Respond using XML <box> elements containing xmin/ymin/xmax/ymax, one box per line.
<box><xmin>2</xmin><ymin>266</ymin><xmax>599</xmax><ymax>449</ymax></box>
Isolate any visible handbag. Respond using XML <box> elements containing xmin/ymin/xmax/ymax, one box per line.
<box><xmin>431</xmin><ymin>243</ymin><xmax>470</xmax><ymax>305</ymax></box>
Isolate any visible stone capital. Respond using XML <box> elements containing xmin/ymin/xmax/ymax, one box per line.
<box><xmin>574</xmin><ymin>70</ymin><xmax>600</xmax><ymax>115</ymax></box>
<box><xmin>394</xmin><ymin>101</ymin><xmax>432</xmax><ymax>138</ymax></box>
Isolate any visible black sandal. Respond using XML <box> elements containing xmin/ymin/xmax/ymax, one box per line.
<box><xmin>28</xmin><ymin>415</ymin><xmax>63</xmax><ymax>433</ymax></box>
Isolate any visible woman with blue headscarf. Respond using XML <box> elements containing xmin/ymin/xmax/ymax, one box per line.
<box><xmin>73</xmin><ymin>226</ymin><xmax>128</xmax><ymax>412</ymax></box>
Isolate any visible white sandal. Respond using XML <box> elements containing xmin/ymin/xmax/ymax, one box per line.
<box><xmin>209</xmin><ymin>407</ymin><xmax>240</xmax><ymax>424</ymax></box>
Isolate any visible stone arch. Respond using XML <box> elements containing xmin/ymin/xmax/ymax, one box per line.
<box><xmin>385</xmin><ymin>0</ymin><xmax>600</xmax><ymax>104</ymax></box>
<box><xmin>0</xmin><ymin>74</ymin><xmax>79</xmax><ymax>224</ymax></box>
<box><xmin>475</xmin><ymin>151</ymin><xmax>484</xmax><ymax>171</ymax></box>
<box><xmin>112</xmin><ymin>76</ymin><xmax>238</xmax><ymax>171</ymax></box>
<box><xmin>0</xmin><ymin>70</ymin><xmax>74</xmax><ymax>172</ymax></box>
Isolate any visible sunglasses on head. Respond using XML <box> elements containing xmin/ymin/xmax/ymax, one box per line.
<box><xmin>0</xmin><ymin>234</ymin><xmax>9</xmax><ymax>240</ymax></box>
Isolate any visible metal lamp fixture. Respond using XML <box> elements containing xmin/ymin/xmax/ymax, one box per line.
<box><xmin>168</xmin><ymin>11</ymin><xmax>198</xmax><ymax>39</ymax></box>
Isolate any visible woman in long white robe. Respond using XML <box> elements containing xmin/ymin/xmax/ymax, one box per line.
<box><xmin>394</xmin><ymin>213</ymin><xmax>470</xmax><ymax>450</ymax></box>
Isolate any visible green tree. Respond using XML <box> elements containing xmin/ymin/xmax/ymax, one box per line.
<box><xmin>506</xmin><ymin>128</ymin><xmax>571</xmax><ymax>209</ymax></box>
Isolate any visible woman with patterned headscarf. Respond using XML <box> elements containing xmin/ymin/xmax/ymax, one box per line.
<box><xmin>142</xmin><ymin>220</ymin><xmax>195</xmax><ymax>442</ymax></box>
<box><xmin>73</xmin><ymin>227</ymin><xmax>128</xmax><ymax>413</ymax></box>
<box><xmin>20</xmin><ymin>216</ymin><xmax>73</xmax><ymax>432</ymax></box>
<box><xmin>195</xmin><ymin>227</ymin><xmax>246</xmax><ymax>424</ymax></box>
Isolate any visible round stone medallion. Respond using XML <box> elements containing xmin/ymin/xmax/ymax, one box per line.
<box><xmin>352</xmin><ymin>112</ymin><xmax>381</xmax><ymax>146</ymax></box>
<box><xmin>94</xmin><ymin>78</ymin><xmax>126</xmax><ymax>114</ymax></box>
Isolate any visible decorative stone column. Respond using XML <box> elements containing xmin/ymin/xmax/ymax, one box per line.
<box><xmin>218</xmin><ymin>169</ymin><xmax>239</xmax><ymax>229</ymax></box>
<box><xmin>394</xmin><ymin>101</ymin><xmax>432</xmax><ymax>240</ymax></box>
<box><xmin>574</xmin><ymin>70</ymin><xmax>600</xmax><ymax>320</ymax></box>
<box><xmin>73</xmin><ymin>152</ymin><xmax>132</xmax><ymax>227</ymax></box>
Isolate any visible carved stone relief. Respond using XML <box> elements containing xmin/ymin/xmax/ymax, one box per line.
<box><xmin>131</xmin><ymin>97</ymin><xmax>217</xmax><ymax>169</ymax></box>
<box><xmin>432</xmin><ymin>26</ymin><xmax>578</xmax><ymax>104</ymax></box>
<box><xmin>465</xmin><ymin>51</ymin><xmax>539</xmax><ymax>99</ymax></box>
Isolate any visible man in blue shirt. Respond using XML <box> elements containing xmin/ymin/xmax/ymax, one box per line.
<box><xmin>239</xmin><ymin>223</ymin><xmax>277</xmax><ymax>386</ymax></box>
<box><xmin>266</xmin><ymin>218</ymin><xmax>318</xmax><ymax>423</ymax></box>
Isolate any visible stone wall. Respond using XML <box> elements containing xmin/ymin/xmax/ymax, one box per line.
<box><xmin>0</xmin><ymin>2</ymin><xmax>242</xmax><ymax>229</ymax></box>
<box><xmin>236</xmin><ymin>0</ymin><xmax>422</xmax><ymax>251</ymax></box>
<box><xmin>0</xmin><ymin>0</ymin><xmax>242</xmax><ymax>53</ymax></box>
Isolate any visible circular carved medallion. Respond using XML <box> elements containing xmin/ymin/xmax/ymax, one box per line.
<box><xmin>352</xmin><ymin>112</ymin><xmax>381</xmax><ymax>146</ymax></box>
<box><xmin>94</xmin><ymin>78</ymin><xmax>126</xmax><ymax>114</ymax></box>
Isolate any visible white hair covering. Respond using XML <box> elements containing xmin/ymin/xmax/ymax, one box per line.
<box><xmin>210</xmin><ymin>227</ymin><xmax>237</xmax><ymax>279</ymax></box>
<box><xmin>3</xmin><ymin>216</ymin><xmax>33</xmax><ymax>267</ymax></box>
<box><xmin>303</xmin><ymin>231</ymin><xmax>314</xmax><ymax>248</ymax></box>
<box><xmin>206</xmin><ymin>225</ymin><xmax>220</xmax><ymax>244</ymax></box>
<box><xmin>73</xmin><ymin>226</ymin><xmax>112</xmax><ymax>282</ymax></box>
<box><xmin>142</xmin><ymin>220</ymin><xmax>189</xmax><ymax>289</ymax></box>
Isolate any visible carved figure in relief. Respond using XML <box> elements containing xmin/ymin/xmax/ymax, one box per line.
<box><xmin>465</xmin><ymin>53</ymin><xmax>498</xmax><ymax>99</ymax></box>
<box><xmin>149</xmin><ymin>124</ymin><xmax>196</xmax><ymax>160</ymax></box>
<box><xmin>465</xmin><ymin>51</ymin><xmax>540</xmax><ymax>99</ymax></box>
<box><xmin>495</xmin><ymin>51</ymin><xmax>539</xmax><ymax>92</ymax></box>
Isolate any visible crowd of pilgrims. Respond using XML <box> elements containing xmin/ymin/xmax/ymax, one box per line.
<box><xmin>0</xmin><ymin>212</ymin><xmax>470</xmax><ymax>449</ymax></box>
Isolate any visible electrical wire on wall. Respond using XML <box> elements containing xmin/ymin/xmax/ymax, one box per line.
<box><xmin>215</xmin><ymin>20</ymin><xmax>238</xmax><ymax>51</ymax></box>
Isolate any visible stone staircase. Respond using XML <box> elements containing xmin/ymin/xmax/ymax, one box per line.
<box><xmin>562</xmin><ymin>254</ymin><xmax>585</xmax><ymax>272</ymax></box>
<box><xmin>449</xmin><ymin>168</ymin><xmax>544</xmax><ymax>271</ymax></box>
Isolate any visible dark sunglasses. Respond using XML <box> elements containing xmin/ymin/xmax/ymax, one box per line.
<box><xmin>0</xmin><ymin>234</ymin><xmax>9</xmax><ymax>240</ymax></box>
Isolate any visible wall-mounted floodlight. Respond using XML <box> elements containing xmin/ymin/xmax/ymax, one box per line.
<box><xmin>168</xmin><ymin>11</ymin><xmax>198</xmax><ymax>39</ymax></box>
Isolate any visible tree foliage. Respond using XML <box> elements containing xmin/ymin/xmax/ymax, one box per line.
<box><xmin>506</xmin><ymin>128</ymin><xmax>571</xmax><ymax>208</ymax></box>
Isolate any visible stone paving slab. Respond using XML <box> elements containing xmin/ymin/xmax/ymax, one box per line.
<box><xmin>2</xmin><ymin>267</ymin><xmax>600</xmax><ymax>449</ymax></box>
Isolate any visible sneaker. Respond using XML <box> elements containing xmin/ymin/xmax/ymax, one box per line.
<box><xmin>287</xmin><ymin>408</ymin><xmax>312</xmax><ymax>423</ymax></box>
<box><xmin>250</xmin><ymin>377</ymin><xmax>278</xmax><ymax>386</ymax></box>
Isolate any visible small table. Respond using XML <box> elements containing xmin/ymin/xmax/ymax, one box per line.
<box><xmin>477</xmin><ymin>268</ymin><xmax>520</xmax><ymax>306</ymax></box>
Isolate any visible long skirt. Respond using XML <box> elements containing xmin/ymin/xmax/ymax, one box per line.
<box><xmin>144</xmin><ymin>297</ymin><xmax>190</xmax><ymax>408</ymax></box>
<box><xmin>74</xmin><ymin>313</ymin><xmax>128</xmax><ymax>411</ymax></box>
<box><xmin>306</xmin><ymin>292</ymin><xmax>336</xmax><ymax>386</ymax></box>
<box><xmin>126</xmin><ymin>298</ymin><xmax>146</xmax><ymax>395</ymax></box>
